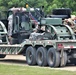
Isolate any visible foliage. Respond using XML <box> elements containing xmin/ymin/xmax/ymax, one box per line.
<box><xmin>0</xmin><ymin>64</ymin><xmax>76</xmax><ymax>75</ymax></box>
<box><xmin>0</xmin><ymin>0</ymin><xmax>76</xmax><ymax>14</ymax></box>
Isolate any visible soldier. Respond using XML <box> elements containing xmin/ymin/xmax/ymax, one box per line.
<box><xmin>8</xmin><ymin>12</ymin><xmax>13</xmax><ymax>44</ymax></box>
<box><xmin>63</xmin><ymin>19</ymin><xmax>68</xmax><ymax>25</ymax></box>
<box><xmin>64</xmin><ymin>18</ymin><xmax>76</xmax><ymax>33</ymax></box>
<box><xmin>73</xmin><ymin>16</ymin><xmax>76</xmax><ymax>33</ymax></box>
<box><xmin>29</xmin><ymin>26</ymin><xmax>45</xmax><ymax>40</ymax></box>
<box><xmin>74</xmin><ymin>16</ymin><xmax>76</xmax><ymax>24</ymax></box>
<box><xmin>8</xmin><ymin>10</ymin><xmax>16</xmax><ymax>44</ymax></box>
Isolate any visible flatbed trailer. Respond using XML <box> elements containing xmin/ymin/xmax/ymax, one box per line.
<box><xmin>0</xmin><ymin>13</ymin><xmax>76</xmax><ymax>68</ymax></box>
<box><xmin>0</xmin><ymin>39</ymin><xmax>76</xmax><ymax>67</ymax></box>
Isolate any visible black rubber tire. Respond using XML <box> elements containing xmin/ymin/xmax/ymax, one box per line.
<box><xmin>0</xmin><ymin>54</ymin><xmax>6</xmax><ymax>58</ymax></box>
<box><xmin>26</xmin><ymin>46</ymin><xmax>36</xmax><ymax>65</ymax></box>
<box><xmin>47</xmin><ymin>48</ymin><xmax>60</xmax><ymax>67</ymax></box>
<box><xmin>36</xmin><ymin>47</ymin><xmax>47</xmax><ymax>66</ymax></box>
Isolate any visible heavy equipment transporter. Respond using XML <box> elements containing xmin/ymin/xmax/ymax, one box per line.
<box><xmin>0</xmin><ymin>6</ymin><xmax>76</xmax><ymax>68</ymax></box>
<box><xmin>0</xmin><ymin>4</ymin><xmax>76</xmax><ymax>67</ymax></box>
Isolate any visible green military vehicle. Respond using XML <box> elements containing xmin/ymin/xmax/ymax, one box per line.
<box><xmin>0</xmin><ymin>6</ymin><xmax>76</xmax><ymax>68</ymax></box>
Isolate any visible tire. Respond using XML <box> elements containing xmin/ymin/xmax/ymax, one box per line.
<box><xmin>47</xmin><ymin>48</ymin><xmax>60</xmax><ymax>67</ymax></box>
<box><xmin>26</xmin><ymin>46</ymin><xmax>36</xmax><ymax>65</ymax></box>
<box><xmin>36</xmin><ymin>47</ymin><xmax>47</xmax><ymax>66</ymax></box>
<box><xmin>0</xmin><ymin>54</ymin><xmax>6</xmax><ymax>58</ymax></box>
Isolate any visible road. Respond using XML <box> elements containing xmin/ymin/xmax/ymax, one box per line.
<box><xmin>0</xmin><ymin>55</ymin><xmax>26</xmax><ymax>65</ymax></box>
<box><xmin>0</xmin><ymin>55</ymin><xmax>76</xmax><ymax>71</ymax></box>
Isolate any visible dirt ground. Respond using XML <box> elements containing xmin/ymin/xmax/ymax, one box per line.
<box><xmin>0</xmin><ymin>55</ymin><xmax>76</xmax><ymax>72</ymax></box>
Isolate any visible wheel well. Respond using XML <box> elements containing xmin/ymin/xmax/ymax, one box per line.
<box><xmin>34</xmin><ymin>45</ymin><xmax>43</xmax><ymax>50</ymax></box>
<box><xmin>45</xmin><ymin>45</ymin><xmax>53</xmax><ymax>50</ymax></box>
<box><xmin>34</xmin><ymin>45</ymin><xmax>53</xmax><ymax>51</ymax></box>
<box><xmin>19</xmin><ymin>45</ymin><xmax>54</xmax><ymax>55</ymax></box>
<box><xmin>19</xmin><ymin>45</ymin><xmax>32</xmax><ymax>55</ymax></box>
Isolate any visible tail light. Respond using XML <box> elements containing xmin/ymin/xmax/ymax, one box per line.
<box><xmin>70</xmin><ymin>45</ymin><xmax>73</xmax><ymax>48</ymax></box>
<box><xmin>57</xmin><ymin>43</ymin><xmax>64</xmax><ymax>49</ymax></box>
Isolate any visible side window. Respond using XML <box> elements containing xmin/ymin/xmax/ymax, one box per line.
<box><xmin>21</xmin><ymin>12</ymin><xmax>30</xmax><ymax>30</ymax></box>
<box><xmin>13</xmin><ymin>12</ymin><xmax>20</xmax><ymax>33</ymax></box>
<box><xmin>13</xmin><ymin>16</ymin><xmax>19</xmax><ymax>33</ymax></box>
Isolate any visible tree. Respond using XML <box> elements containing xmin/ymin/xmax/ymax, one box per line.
<box><xmin>0</xmin><ymin>0</ymin><xmax>75</xmax><ymax>15</ymax></box>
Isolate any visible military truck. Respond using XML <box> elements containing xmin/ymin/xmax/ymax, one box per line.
<box><xmin>0</xmin><ymin>6</ymin><xmax>44</xmax><ymax>43</ymax></box>
<box><xmin>0</xmin><ymin>6</ymin><xmax>76</xmax><ymax>68</ymax></box>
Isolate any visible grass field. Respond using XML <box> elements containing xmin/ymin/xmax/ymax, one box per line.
<box><xmin>0</xmin><ymin>64</ymin><xmax>76</xmax><ymax>75</ymax></box>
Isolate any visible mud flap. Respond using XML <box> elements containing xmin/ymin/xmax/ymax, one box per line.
<box><xmin>60</xmin><ymin>48</ymin><xmax>64</xmax><ymax>66</ymax></box>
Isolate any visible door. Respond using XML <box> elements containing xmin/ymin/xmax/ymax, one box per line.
<box><xmin>12</xmin><ymin>11</ymin><xmax>32</xmax><ymax>44</ymax></box>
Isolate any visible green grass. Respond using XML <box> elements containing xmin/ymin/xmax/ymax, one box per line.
<box><xmin>0</xmin><ymin>64</ymin><xmax>76</xmax><ymax>75</ymax></box>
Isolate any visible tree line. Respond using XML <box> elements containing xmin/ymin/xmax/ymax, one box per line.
<box><xmin>0</xmin><ymin>0</ymin><xmax>76</xmax><ymax>15</ymax></box>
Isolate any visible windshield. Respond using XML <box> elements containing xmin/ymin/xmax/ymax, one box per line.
<box><xmin>29</xmin><ymin>10</ymin><xmax>41</xmax><ymax>21</ymax></box>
